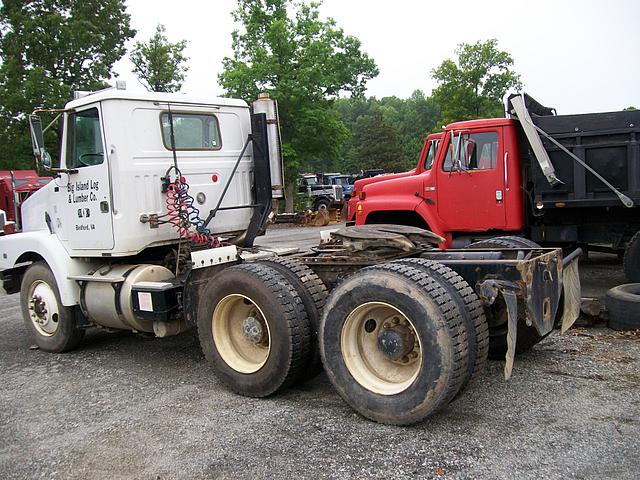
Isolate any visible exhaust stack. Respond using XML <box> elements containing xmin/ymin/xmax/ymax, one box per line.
<box><xmin>252</xmin><ymin>93</ymin><xmax>284</xmax><ymax>199</ymax></box>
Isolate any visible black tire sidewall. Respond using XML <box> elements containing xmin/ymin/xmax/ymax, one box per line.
<box><xmin>606</xmin><ymin>283</ymin><xmax>640</xmax><ymax>330</ymax></box>
<box><xmin>197</xmin><ymin>266</ymin><xmax>300</xmax><ymax>397</ymax></box>
<box><xmin>624</xmin><ymin>232</ymin><xmax>640</xmax><ymax>283</ymax></box>
<box><xmin>321</xmin><ymin>273</ymin><xmax>453</xmax><ymax>425</ymax></box>
<box><xmin>20</xmin><ymin>262</ymin><xmax>83</xmax><ymax>353</ymax></box>
<box><xmin>258</xmin><ymin>258</ymin><xmax>325</xmax><ymax>379</ymax></box>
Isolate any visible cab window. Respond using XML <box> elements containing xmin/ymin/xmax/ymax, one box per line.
<box><xmin>442</xmin><ymin>131</ymin><xmax>498</xmax><ymax>171</ymax></box>
<box><xmin>161</xmin><ymin>112</ymin><xmax>221</xmax><ymax>150</ymax></box>
<box><xmin>66</xmin><ymin>108</ymin><xmax>104</xmax><ymax>168</ymax></box>
<box><xmin>423</xmin><ymin>140</ymin><xmax>439</xmax><ymax>170</ymax></box>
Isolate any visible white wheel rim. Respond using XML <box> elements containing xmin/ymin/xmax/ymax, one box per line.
<box><xmin>212</xmin><ymin>294</ymin><xmax>271</xmax><ymax>373</ymax></box>
<box><xmin>341</xmin><ymin>302</ymin><xmax>422</xmax><ymax>395</ymax></box>
<box><xmin>28</xmin><ymin>280</ymin><xmax>61</xmax><ymax>337</ymax></box>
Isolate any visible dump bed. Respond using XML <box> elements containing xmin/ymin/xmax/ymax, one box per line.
<box><xmin>511</xmin><ymin>95</ymin><xmax>640</xmax><ymax>208</ymax></box>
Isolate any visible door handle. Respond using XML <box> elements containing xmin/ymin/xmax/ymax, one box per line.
<box><xmin>504</xmin><ymin>151</ymin><xmax>509</xmax><ymax>191</ymax></box>
<box><xmin>100</xmin><ymin>201</ymin><xmax>110</xmax><ymax>213</ymax></box>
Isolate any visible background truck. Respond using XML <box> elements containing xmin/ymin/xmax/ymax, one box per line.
<box><xmin>348</xmin><ymin>93</ymin><xmax>640</xmax><ymax>281</ymax></box>
<box><xmin>0</xmin><ymin>87</ymin><xmax>579</xmax><ymax>426</ymax></box>
<box><xmin>0</xmin><ymin>170</ymin><xmax>51</xmax><ymax>233</ymax></box>
<box><xmin>299</xmin><ymin>172</ymin><xmax>344</xmax><ymax>211</ymax></box>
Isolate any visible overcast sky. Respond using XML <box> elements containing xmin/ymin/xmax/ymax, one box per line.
<box><xmin>113</xmin><ymin>0</ymin><xmax>640</xmax><ymax>114</ymax></box>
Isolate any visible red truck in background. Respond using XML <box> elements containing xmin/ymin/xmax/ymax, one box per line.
<box><xmin>348</xmin><ymin>94</ymin><xmax>640</xmax><ymax>281</ymax></box>
<box><xmin>0</xmin><ymin>170</ymin><xmax>52</xmax><ymax>234</ymax></box>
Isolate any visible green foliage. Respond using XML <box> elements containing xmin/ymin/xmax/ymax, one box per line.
<box><xmin>344</xmin><ymin>107</ymin><xmax>407</xmax><ymax>174</ymax></box>
<box><xmin>0</xmin><ymin>0</ymin><xmax>135</xmax><ymax>169</ymax></box>
<box><xmin>623</xmin><ymin>106</ymin><xmax>637</xmax><ymax>111</ymax></box>
<box><xmin>431</xmin><ymin>39</ymin><xmax>522</xmax><ymax>125</ymax></box>
<box><xmin>130</xmin><ymin>24</ymin><xmax>189</xmax><ymax>93</ymax></box>
<box><xmin>335</xmin><ymin>91</ymin><xmax>440</xmax><ymax>173</ymax></box>
<box><xmin>219</xmin><ymin>0</ymin><xmax>378</xmax><ymax>210</ymax></box>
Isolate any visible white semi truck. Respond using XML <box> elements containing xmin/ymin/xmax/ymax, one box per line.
<box><xmin>0</xmin><ymin>87</ymin><xmax>580</xmax><ymax>425</ymax></box>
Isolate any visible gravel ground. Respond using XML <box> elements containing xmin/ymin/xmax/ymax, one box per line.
<box><xmin>1</xmin><ymin>227</ymin><xmax>639</xmax><ymax>480</ymax></box>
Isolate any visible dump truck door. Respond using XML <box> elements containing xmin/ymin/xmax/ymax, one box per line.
<box><xmin>436</xmin><ymin>128</ymin><xmax>507</xmax><ymax>231</ymax></box>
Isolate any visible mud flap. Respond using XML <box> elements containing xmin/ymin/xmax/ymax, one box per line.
<box><xmin>502</xmin><ymin>289</ymin><xmax>520</xmax><ymax>380</ymax></box>
<box><xmin>560</xmin><ymin>259</ymin><xmax>581</xmax><ymax>334</ymax></box>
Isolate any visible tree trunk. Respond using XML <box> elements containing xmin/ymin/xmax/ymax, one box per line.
<box><xmin>285</xmin><ymin>182</ymin><xmax>295</xmax><ymax>213</ymax></box>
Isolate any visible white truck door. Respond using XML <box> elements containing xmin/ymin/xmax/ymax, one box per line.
<box><xmin>62</xmin><ymin>105</ymin><xmax>115</xmax><ymax>250</ymax></box>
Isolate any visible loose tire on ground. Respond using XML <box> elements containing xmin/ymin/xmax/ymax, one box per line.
<box><xmin>20</xmin><ymin>262</ymin><xmax>85</xmax><ymax>353</ymax></box>
<box><xmin>320</xmin><ymin>262</ymin><xmax>468</xmax><ymax>425</ymax></box>
<box><xmin>606</xmin><ymin>283</ymin><xmax>640</xmax><ymax>331</ymax></box>
<box><xmin>197</xmin><ymin>263</ymin><xmax>311</xmax><ymax>397</ymax></box>
<box><xmin>257</xmin><ymin>256</ymin><xmax>328</xmax><ymax>381</ymax></box>
<box><xmin>623</xmin><ymin>231</ymin><xmax>640</xmax><ymax>283</ymax></box>
<box><xmin>394</xmin><ymin>258</ymin><xmax>489</xmax><ymax>396</ymax></box>
<box><xmin>468</xmin><ymin>236</ymin><xmax>548</xmax><ymax>359</ymax></box>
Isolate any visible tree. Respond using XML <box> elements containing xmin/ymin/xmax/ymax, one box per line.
<box><xmin>343</xmin><ymin>107</ymin><xmax>407</xmax><ymax>174</ymax></box>
<box><xmin>0</xmin><ymin>0</ymin><xmax>135</xmax><ymax>169</ymax></box>
<box><xmin>623</xmin><ymin>106</ymin><xmax>637</xmax><ymax>111</ymax></box>
<box><xmin>431</xmin><ymin>39</ymin><xmax>522</xmax><ymax>125</ymax></box>
<box><xmin>334</xmin><ymin>91</ymin><xmax>440</xmax><ymax>173</ymax></box>
<box><xmin>219</xmin><ymin>0</ymin><xmax>378</xmax><ymax>211</ymax></box>
<box><xmin>130</xmin><ymin>24</ymin><xmax>189</xmax><ymax>93</ymax></box>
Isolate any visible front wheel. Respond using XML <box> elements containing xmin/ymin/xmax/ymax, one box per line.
<box><xmin>20</xmin><ymin>262</ymin><xmax>85</xmax><ymax>352</ymax></box>
<box><xmin>314</xmin><ymin>198</ymin><xmax>330</xmax><ymax>212</ymax></box>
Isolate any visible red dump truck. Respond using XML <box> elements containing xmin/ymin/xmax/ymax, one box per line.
<box><xmin>0</xmin><ymin>170</ymin><xmax>52</xmax><ymax>234</ymax></box>
<box><xmin>348</xmin><ymin>94</ymin><xmax>640</xmax><ymax>281</ymax></box>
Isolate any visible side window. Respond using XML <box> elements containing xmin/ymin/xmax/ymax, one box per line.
<box><xmin>423</xmin><ymin>140</ymin><xmax>439</xmax><ymax>170</ymax></box>
<box><xmin>66</xmin><ymin>108</ymin><xmax>104</xmax><ymax>168</ymax></box>
<box><xmin>161</xmin><ymin>112</ymin><xmax>221</xmax><ymax>150</ymax></box>
<box><xmin>442</xmin><ymin>132</ymin><xmax>498</xmax><ymax>171</ymax></box>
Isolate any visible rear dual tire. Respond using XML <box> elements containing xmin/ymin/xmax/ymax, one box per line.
<box><xmin>197</xmin><ymin>263</ymin><xmax>311</xmax><ymax>397</ymax></box>
<box><xmin>320</xmin><ymin>263</ymin><xmax>469</xmax><ymax>425</ymax></box>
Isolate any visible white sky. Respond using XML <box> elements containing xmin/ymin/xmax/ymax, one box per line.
<box><xmin>113</xmin><ymin>0</ymin><xmax>640</xmax><ymax>114</ymax></box>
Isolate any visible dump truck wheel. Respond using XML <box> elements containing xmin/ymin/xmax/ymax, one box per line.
<box><xmin>197</xmin><ymin>263</ymin><xmax>311</xmax><ymax>397</ymax></box>
<box><xmin>469</xmin><ymin>237</ymin><xmax>548</xmax><ymax>359</ymax></box>
<box><xmin>320</xmin><ymin>262</ymin><xmax>468</xmax><ymax>425</ymax></box>
<box><xmin>258</xmin><ymin>256</ymin><xmax>328</xmax><ymax>382</ymax></box>
<box><xmin>469</xmin><ymin>235</ymin><xmax>541</xmax><ymax>249</ymax></box>
<box><xmin>20</xmin><ymin>262</ymin><xmax>84</xmax><ymax>353</ymax></box>
<box><xmin>394</xmin><ymin>258</ymin><xmax>489</xmax><ymax>397</ymax></box>
<box><xmin>606</xmin><ymin>283</ymin><xmax>640</xmax><ymax>331</ymax></box>
<box><xmin>485</xmin><ymin>301</ymin><xmax>551</xmax><ymax>360</ymax></box>
<box><xmin>623</xmin><ymin>231</ymin><xmax>640</xmax><ymax>283</ymax></box>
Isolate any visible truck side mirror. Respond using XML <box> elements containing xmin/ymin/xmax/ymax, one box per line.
<box><xmin>41</xmin><ymin>151</ymin><xmax>52</xmax><ymax>169</ymax></box>
<box><xmin>29</xmin><ymin>114</ymin><xmax>45</xmax><ymax>158</ymax></box>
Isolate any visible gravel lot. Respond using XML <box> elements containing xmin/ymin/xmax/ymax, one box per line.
<box><xmin>1</xmin><ymin>226</ymin><xmax>639</xmax><ymax>479</ymax></box>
